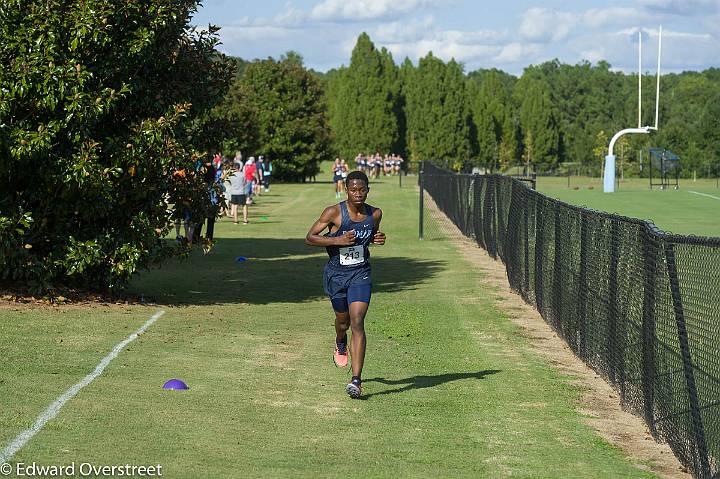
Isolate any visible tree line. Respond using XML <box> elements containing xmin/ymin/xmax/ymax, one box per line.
<box><xmin>315</xmin><ymin>33</ymin><xmax>720</xmax><ymax>177</ymax></box>
<box><xmin>221</xmin><ymin>32</ymin><xmax>719</xmax><ymax>178</ymax></box>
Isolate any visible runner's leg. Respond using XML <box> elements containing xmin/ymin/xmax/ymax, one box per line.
<box><xmin>348</xmin><ymin>301</ymin><xmax>369</xmax><ymax>378</ymax></box>
<box><xmin>335</xmin><ymin>310</ymin><xmax>350</xmax><ymax>342</ymax></box>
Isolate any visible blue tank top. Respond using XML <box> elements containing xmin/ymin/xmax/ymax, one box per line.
<box><xmin>325</xmin><ymin>201</ymin><xmax>375</xmax><ymax>269</ymax></box>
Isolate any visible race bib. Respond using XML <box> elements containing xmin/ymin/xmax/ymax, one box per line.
<box><xmin>339</xmin><ymin>246</ymin><xmax>364</xmax><ymax>266</ymax></box>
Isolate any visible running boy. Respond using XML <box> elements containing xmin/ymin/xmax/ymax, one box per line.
<box><xmin>305</xmin><ymin>171</ymin><xmax>386</xmax><ymax>398</ymax></box>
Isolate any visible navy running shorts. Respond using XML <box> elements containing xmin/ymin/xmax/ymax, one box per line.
<box><xmin>323</xmin><ymin>264</ymin><xmax>372</xmax><ymax>312</ymax></box>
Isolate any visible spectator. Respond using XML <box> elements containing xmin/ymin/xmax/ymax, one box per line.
<box><xmin>228</xmin><ymin>162</ymin><xmax>248</xmax><ymax>224</ymax></box>
<box><xmin>212</xmin><ymin>151</ymin><xmax>223</xmax><ymax>170</ymax></box>
<box><xmin>262</xmin><ymin>156</ymin><xmax>273</xmax><ymax>192</ymax></box>
<box><xmin>193</xmin><ymin>158</ymin><xmax>218</xmax><ymax>243</ymax></box>
<box><xmin>172</xmin><ymin>168</ymin><xmax>194</xmax><ymax>245</ymax></box>
<box><xmin>244</xmin><ymin>156</ymin><xmax>257</xmax><ymax>205</ymax></box>
<box><xmin>221</xmin><ymin>159</ymin><xmax>233</xmax><ymax>217</ymax></box>
<box><xmin>254</xmin><ymin>155</ymin><xmax>264</xmax><ymax>196</ymax></box>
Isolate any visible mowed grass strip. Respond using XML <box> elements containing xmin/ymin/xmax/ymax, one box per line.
<box><xmin>538</xmin><ymin>176</ymin><xmax>720</xmax><ymax>237</ymax></box>
<box><xmin>0</xmin><ymin>307</ymin><xmax>161</xmax><ymax>447</ymax></box>
<box><xmin>1</xmin><ymin>177</ymin><xmax>655</xmax><ymax>478</ymax></box>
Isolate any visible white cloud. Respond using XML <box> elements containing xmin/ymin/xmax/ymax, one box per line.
<box><xmin>580</xmin><ymin>7</ymin><xmax>650</xmax><ymax>28</ymax></box>
<box><xmin>442</xmin><ymin>29</ymin><xmax>508</xmax><ymax>46</ymax></box>
<box><xmin>202</xmin><ymin>1</ymin><xmax>719</xmax><ymax>75</ymax></box>
<box><xmin>569</xmin><ymin>27</ymin><xmax>718</xmax><ymax>73</ymax></box>
<box><xmin>367</xmin><ymin>17</ymin><xmax>513</xmax><ymax>64</ymax></box>
<box><xmin>220</xmin><ymin>25</ymin><xmax>294</xmax><ymax>42</ymax></box>
<box><xmin>578</xmin><ymin>49</ymin><xmax>607</xmax><ymax>64</ymax></box>
<box><xmin>369</xmin><ymin>16</ymin><xmax>437</xmax><ymax>43</ymax></box>
<box><xmin>384</xmin><ymin>39</ymin><xmax>500</xmax><ymax>64</ymax></box>
<box><xmin>519</xmin><ymin>8</ymin><xmax>578</xmax><ymax>42</ymax></box>
<box><xmin>310</xmin><ymin>0</ymin><xmax>444</xmax><ymax>22</ymax></box>
<box><xmin>494</xmin><ymin>43</ymin><xmax>541</xmax><ymax>63</ymax></box>
<box><xmin>371</xmin><ymin>17</ymin><xmax>506</xmax><ymax>46</ymax></box>
<box><xmin>639</xmin><ymin>0</ymin><xmax>720</xmax><ymax>15</ymax></box>
<box><xmin>272</xmin><ymin>6</ymin><xmax>308</xmax><ymax>26</ymax></box>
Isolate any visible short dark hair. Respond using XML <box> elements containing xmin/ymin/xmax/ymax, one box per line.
<box><xmin>345</xmin><ymin>171</ymin><xmax>369</xmax><ymax>188</ymax></box>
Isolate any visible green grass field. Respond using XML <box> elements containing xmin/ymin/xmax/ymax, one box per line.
<box><xmin>0</xmin><ymin>177</ymin><xmax>661</xmax><ymax>478</ymax></box>
<box><xmin>537</xmin><ymin>176</ymin><xmax>720</xmax><ymax>237</ymax></box>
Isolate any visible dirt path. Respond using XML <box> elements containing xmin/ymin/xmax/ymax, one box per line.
<box><xmin>425</xmin><ymin>197</ymin><xmax>691</xmax><ymax>479</ymax></box>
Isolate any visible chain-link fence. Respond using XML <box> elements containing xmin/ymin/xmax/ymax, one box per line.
<box><xmin>420</xmin><ymin>161</ymin><xmax>720</xmax><ymax>478</ymax></box>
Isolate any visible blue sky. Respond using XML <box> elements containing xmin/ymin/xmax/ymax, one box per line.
<box><xmin>192</xmin><ymin>0</ymin><xmax>720</xmax><ymax>75</ymax></box>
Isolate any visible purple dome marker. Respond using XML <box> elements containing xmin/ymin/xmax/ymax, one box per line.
<box><xmin>163</xmin><ymin>379</ymin><xmax>189</xmax><ymax>390</ymax></box>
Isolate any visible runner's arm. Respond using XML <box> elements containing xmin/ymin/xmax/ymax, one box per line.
<box><xmin>305</xmin><ymin>206</ymin><xmax>355</xmax><ymax>247</ymax></box>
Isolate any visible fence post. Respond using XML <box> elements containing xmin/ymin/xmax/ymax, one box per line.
<box><xmin>534</xmin><ymin>198</ymin><xmax>545</xmax><ymax>313</ymax></box>
<box><xmin>578</xmin><ymin>212</ymin><xmax>589</xmax><ymax>360</ymax></box>
<box><xmin>484</xmin><ymin>175</ymin><xmax>495</xmax><ymax>258</ymax></box>
<box><xmin>523</xmin><ymin>192</ymin><xmax>530</xmax><ymax>297</ymax></box>
<box><xmin>607</xmin><ymin>221</ymin><xmax>619</xmax><ymax>385</ymax></box>
<box><xmin>495</xmin><ymin>176</ymin><xmax>505</xmax><ymax>260</ymax></box>
<box><xmin>474</xmin><ymin>176</ymin><xmax>484</xmax><ymax>248</ymax></box>
<box><xmin>419</xmin><ymin>161</ymin><xmax>424</xmax><ymax>240</ymax></box>
<box><xmin>478</xmin><ymin>177</ymin><xmax>486</xmax><ymax>250</ymax></box>
<box><xmin>665</xmin><ymin>242</ymin><xmax>711</xmax><ymax>477</ymax></box>
<box><xmin>553</xmin><ymin>204</ymin><xmax>563</xmax><ymax>334</ymax></box>
<box><xmin>642</xmin><ymin>223</ymin><xmax>658</xmax><ymax>435</ymax></box>
<box><xmin>504</xmin><ymin>181</ymin><xmax>520</xmax><ymax>290</ymax></box>
<box><xmin>610</xmin><ymin>221</ymin><xmax>626</xmax><ymax>398</ymax></box>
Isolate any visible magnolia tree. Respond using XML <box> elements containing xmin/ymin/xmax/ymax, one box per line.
<box><xmin>0</xmin><ymin>0</ymin><xmax>234</xmax><ymax>290</ymax></box>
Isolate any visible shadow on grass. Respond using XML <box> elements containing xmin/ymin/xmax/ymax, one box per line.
<box><xmin>129</xmin><ymin>238</ymin><xmax>445</xmax><ymax>306</ymax></box>
<box><xmin>362</xmin><ymin>370</ymin><xmax>501</xmax><ymax>399</ymax></box>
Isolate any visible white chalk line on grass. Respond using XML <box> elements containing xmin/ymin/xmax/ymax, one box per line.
<box><xmin>0</xmin><ymin>309</ymin><xmax>165</xmax><ymax>463</ymax></box>
<box><xmin>689</xmin><ymin>190</ymin><xmax>720</xmax><ymax>201</ymax></box>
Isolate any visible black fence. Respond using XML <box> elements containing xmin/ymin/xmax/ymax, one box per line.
<box><xmin>420</xmin><ymin>161</ymin><xmax>720</xmax><ymax>478</ymax></box>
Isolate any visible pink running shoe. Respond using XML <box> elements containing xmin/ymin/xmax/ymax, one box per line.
<box><xmin>333</xmin><ymin>339</ymin><xmax>349</xmax><ymax>368</ymax></box>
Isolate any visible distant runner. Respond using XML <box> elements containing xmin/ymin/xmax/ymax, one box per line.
<box><xmin>333</xmin><ymin>158</ymin><xmax>345</xmax><ymax>198</ymax></box>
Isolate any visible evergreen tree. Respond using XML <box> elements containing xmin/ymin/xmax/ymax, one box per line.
<box><xmin>333</xmin><ymin>33</ymin><xmax>400</xmax><ymax>160</ymax></box>
<box><xmin>522</xmin><ymin>129</ymin><xmax>533</xmax><ymax>175</ymax></box>
<box><xmin>698</xmin><ymin>90</ymin><xmax>720</xmax><ymax>176</ymax></box>
<box><xmin>498</xmin><ymin>114</ymin><xmax>519</xmax><ymax>170</ymax></box>
<box><xmin>404</xmin><ymin>53</ymin><xmax>473</xmax><ymax>170</ymax></box>
<box><xmin>397</xmin><ymin>57</ymin><xmax>416</xmax><ymax>164</ymax></box>
<box><xmin>518</xmin><ymin>80</ymin><xmax>560</xmax><ymax>171</ymax></box>
<box><xmin>380</xmin><ymin>47</ymin><xmax>404</xmax><ymax>155</ymax></box>
<box><xmin>469</xmin><ymin>69</ymin><xmax>518</xmax><ymax>169</ymax></box>
<box><xmin>324</xmin><ymin>66</ymin><xmax>347</xmax><ymax>158</ymax></box>
<box><xmin>468</xmin><ymin>81</ymin><xmax>492</xmax><ymax>166</ymax></box>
